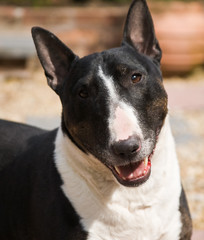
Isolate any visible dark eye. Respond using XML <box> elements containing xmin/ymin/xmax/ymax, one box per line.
<box><xmin>79</xmin><ymin>88</ymin><xmax>89</xmax><ymax>98</ymax></box>
<box><xmin>131</xmin><ymin>73</ymin><xmax>142</xmax><ymax>83</ymax></box>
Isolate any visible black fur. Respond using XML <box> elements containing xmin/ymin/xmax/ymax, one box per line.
<box><xmin>179</xmin><ymin>186</ymin><xmax>193</xmax><ymax>239</ymax></box>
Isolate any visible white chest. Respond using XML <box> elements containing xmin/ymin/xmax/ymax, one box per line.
<box><xmin>78</xmin><ymin>180</ymin><xmax>181</xmax><ymax>240</ymax></box>
<box><xmin>54</xmin><ymin>119</ymin><xmax>182</xmax><ymax>240</ymax></box>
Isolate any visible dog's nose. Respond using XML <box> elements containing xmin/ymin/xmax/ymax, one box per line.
<box><xmin>111</xmin><ymin>136</ymin><xmax>141</xmax><ymax>158</ymax></box>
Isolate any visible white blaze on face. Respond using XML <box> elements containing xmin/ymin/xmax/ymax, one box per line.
<box><xmin>113</xmin><ymin>105</ymin><xmax>139</xmax><ymax>141</ymax></box>
<box><xmin>98</xmin><ymin>66</ymin><xmax>143</xmax><ymax>142</ymax></box>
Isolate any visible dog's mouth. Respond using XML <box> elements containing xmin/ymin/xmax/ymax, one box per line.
<box><xmin>108</xmin><ymin>144</ymin><xmax>156</xmax><ymax>187</ymax></box>
<box><xmin>107</xmin><ymin>129</ymin><xmax>161</xmax><ymax>187</ymax></box>
<box><xmin>110</xmin><ymin>155</ymin><xmax>152</xmax><ymax>187</ymax></box>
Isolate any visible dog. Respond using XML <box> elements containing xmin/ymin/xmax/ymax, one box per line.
<box><xmin>0</xmin><ymin>0</ymin><xmax>192</xmax><ymax>239</ymax></box>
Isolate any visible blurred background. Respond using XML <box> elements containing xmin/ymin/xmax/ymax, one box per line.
<box><xmin>0</xmin><ymin>0</ymin><xmax>204</xmax><ymax>238</ymax></box>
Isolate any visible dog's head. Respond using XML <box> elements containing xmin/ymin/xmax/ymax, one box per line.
<box><xmin>32</xmin><ymin>0</ymin><xmax>168</xmax><ymax>187</ymax></box>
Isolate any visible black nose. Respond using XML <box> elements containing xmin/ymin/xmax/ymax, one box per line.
<box><xmin>111</xmin><ymin>136</ymin><xmax>141</xmax><ymax>158</ymax></box>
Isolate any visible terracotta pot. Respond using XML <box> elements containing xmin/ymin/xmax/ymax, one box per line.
<box><xmin>152</xmin><ymin>2</ymin><xmax>204</xmax><ymax>74</ymax></box>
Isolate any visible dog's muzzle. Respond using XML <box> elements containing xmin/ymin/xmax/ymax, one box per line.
<box><xmin>107</xmin><ymin>135</ymin><xmax>158</xmax><ymax>187</ymax></box>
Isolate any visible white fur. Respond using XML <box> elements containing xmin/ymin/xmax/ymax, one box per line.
<box><xmin>54</xmin><ymin>116</ymin><xmax>182</xmax><ymax>240</ymax></box>
<box><xmin>98</xmin><ymin>66</ymin><xmax>143</xmax><ymax>142</ymax></box>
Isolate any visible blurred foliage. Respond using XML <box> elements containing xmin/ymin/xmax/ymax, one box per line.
<box><xmin>0</xmin><ymin>0</ymin><xmax>199</xmax><ymax>6</ymax></box>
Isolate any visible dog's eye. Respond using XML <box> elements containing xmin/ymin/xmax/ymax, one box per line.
<box><xmin>79</xmin><ymin>89</ymin><xmax>89</xmax><ymax>98</ymax></box>
<box><xmin>131</xmin><ymin>73</ymin><xmax>142</xmax><ymax>83</ymax></box>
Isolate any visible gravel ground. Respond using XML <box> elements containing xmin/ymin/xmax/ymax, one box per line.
<box><xmin>0</xmin><ymin>68</ymin><xmax>204</xmax><ymax>231</ymax></box>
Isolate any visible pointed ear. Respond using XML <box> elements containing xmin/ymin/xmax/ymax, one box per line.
<box><xmin>122</xmin><ymin>0</ymin><xmax>161</xmax><ymax>63</ymax></box>
<box><xmin>31</xmin><ymin>27</ymin><xmax>78</xmax><ymax>95</ymax></box>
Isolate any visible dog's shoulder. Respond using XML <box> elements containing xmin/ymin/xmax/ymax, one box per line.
<box><xmin>179</xmin><ymin>186</ymin><xmax>192</xmax><ymax>240</ymax></box>
<box><xmin>0</xmin><ymin>119</ymin><xmax>48</xmax><ymax>170</ymax></box>
<box><xmin>0</xmin><ymin>120</ymin><xmax>88</xmax><ymax>240</ymax></box>
<box><xmin>0</xmin><ymin>119</ymin><xmax>59</xmax><ymax>187</ymax></box>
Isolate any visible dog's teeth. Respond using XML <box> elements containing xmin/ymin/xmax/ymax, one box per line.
<box><xmin>144</xmin><ymin>157</ymin><xmax>148</xmax><ymax>167</ymax></box>
<box><xmin>115</xmin><ymin>167</ymin><xmax>121</xmax><ymax>174</ymax></box>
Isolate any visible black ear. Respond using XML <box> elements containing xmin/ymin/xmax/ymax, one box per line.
<box><xmin>31</xmin><ymin>27</ymin><xmax>78</xmax><ymax>95</ymax></box>
<box><xmin>122</xmin><ymin>0</ymin><xmax>161</xmax><ymax>63</ymax></box>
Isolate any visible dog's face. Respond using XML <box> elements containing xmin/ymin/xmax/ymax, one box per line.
<box><xmin>32</xmin><ymin>0</ymin><xmax>168</xmax><ymax>187</ymax></box>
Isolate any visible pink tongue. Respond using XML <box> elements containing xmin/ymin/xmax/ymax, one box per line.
<box><xmin>117</xmin><ymin>161</ymin><xmax>145</xmax><ymax>180</ymax></box>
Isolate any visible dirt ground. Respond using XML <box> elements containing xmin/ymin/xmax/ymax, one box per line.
<box><xmin>0</xmin><ymin>68</ymin><xmax>204</xmax><ymax>231</ymax></box>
